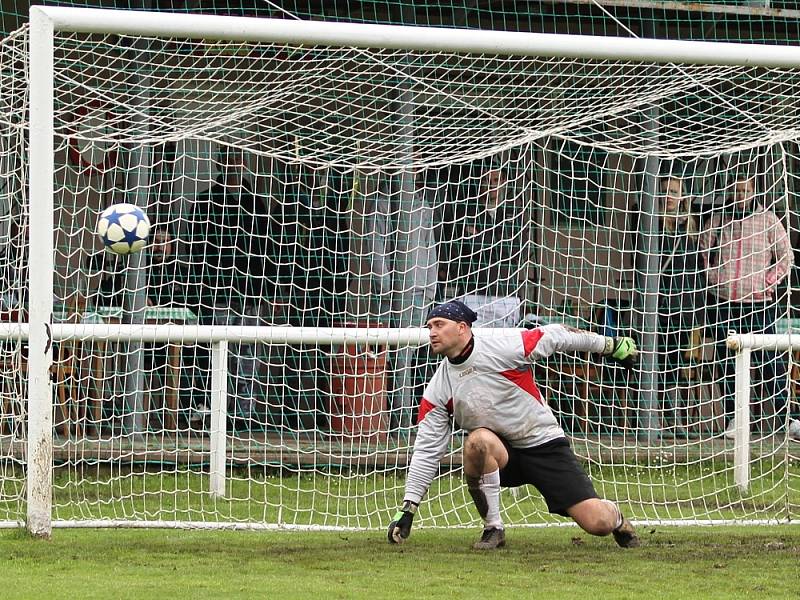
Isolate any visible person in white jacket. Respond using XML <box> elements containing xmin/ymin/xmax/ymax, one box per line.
<box><xmin>387</xmin><ymin>300</ymin><xmax>640</xmax><ymax>550</ymax></box>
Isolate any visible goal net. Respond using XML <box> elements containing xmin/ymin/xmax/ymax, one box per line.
<box><xmin>3</xmin><ymin>9</ymin><xmax>800</xmax><ymax>531</ymax></box>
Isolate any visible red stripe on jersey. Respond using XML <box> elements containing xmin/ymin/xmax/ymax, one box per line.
<box><xmin>417</xmin><ymin>397</ymin><xmax>455</xmax><ymax>424</ymax></box>
<box><xmin>499</xmin><ymin>368</ymin><xmax>543</xmax><ymax>404</ymax></box>
<box><xmin>417</xmin><ymin>398</ymin><xmax>435</xmax><ymax>424</ymax></box>
<box><xmin>521</xmin><ymin>329</ymin><xmax>544</xmax><ymax>357</ymax></box>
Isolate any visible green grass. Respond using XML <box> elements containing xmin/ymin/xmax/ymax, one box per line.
<box><xmin>2</xmin><ymin>526</ymin><xmax>800</xmax><ymax>599</ymax></box>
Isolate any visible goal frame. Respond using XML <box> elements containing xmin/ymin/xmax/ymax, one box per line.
<box><xmin>25</xmin><ymin>5</ymin><xmax>800</xmax><ymax>537</ymax></box>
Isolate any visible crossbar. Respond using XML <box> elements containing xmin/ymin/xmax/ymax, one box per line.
<box><xmin>31</xmin><ymin>5</ymin><xmax>800</xmax><ymax>68</ymax></box>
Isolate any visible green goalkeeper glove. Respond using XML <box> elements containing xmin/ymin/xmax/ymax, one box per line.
<box><xmin>603</xmin><ymin>337</ymin><xmax>638</xmax><ymax>370</ymax></box>
<box><xmin>387</xmin><ymin>501</ymin><xmax>417</xmax><ymax>544</ymax></box>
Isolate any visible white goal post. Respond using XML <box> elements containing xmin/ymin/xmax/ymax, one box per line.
<box><xmin>12</xmin><ymin>6</ymin><xmax>800</xmax><ymax>537</ymax></box>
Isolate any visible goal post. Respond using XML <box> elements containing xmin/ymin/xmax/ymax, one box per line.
<box><xmin>28</xmin><ymin>6</ymin><xmax>55</xmax><ymax>538</ymax></box>
<box><xmin>13</xmin><ymin>6</ymin><xmax>800</xmax><ymax>536</ymax></box>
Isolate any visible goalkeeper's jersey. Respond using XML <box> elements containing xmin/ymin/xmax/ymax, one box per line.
<box><xmin>403</xmin><ymin>324</ymin><xmax>607</xmax><ymax>505</ymax></box>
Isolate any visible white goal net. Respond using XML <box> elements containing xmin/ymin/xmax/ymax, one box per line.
<box><xmin>2</xmin><ymin>8</ymin><xmax>800</xmax><ymax>532</ymax></box>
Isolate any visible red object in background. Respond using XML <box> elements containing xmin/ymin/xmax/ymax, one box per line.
<box><xmin>329</xmin><ymin>323</ymin><xmax>389</xmax><ymax>444</ymax></box>
<box><xmin>0</xmin><ymin>308</ymin><xmax>24</xmax><ymax>323</ymax></box>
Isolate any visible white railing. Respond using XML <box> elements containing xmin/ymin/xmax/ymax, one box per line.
<box><xmin>0</xmin><ymin>323</ymin><xmax>432</xmax><ymax>345</ymax></box>
<box><xmin>0</xmin><ymin>323</ymin><xmax>432</xmax><ymax>503</ymax></box>
<box><xmin>726</xmin><ymin>332</ymin><xmax>797</xmax><ymax>492</ymax></box>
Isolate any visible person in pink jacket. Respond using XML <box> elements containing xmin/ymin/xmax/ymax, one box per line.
<box><xmin>699</xmin><ymin>175</ymin><xmax>800</xmax><ymax>440</ymax></box>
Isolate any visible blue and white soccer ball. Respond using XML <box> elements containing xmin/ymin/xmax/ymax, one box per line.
<box><xmin>96</xmin><ymin>203</ymin><xmax>150</xmax><ymax>255</ymax></box>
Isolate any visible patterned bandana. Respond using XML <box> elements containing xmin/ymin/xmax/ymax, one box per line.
<box><xmin>426</xmin><ymin>300</ymin><xmax>478</xmax><ymax>325</ymax></box>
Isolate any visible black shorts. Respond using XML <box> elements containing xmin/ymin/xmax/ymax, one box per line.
<box><xmin>499</xmin><ymin>437</ymin><xmax>598</xmax><ymax>517</ymax></box>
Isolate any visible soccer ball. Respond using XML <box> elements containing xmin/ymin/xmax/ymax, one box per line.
<box><xmin>96</xmin><ymin>203</ymin><xmax>150</xmax><ymax>255</ymax></box>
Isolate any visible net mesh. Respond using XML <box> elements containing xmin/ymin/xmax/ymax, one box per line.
<box><xmin>1</xmin><ymin>23</ymin><xmax>800</xmax><ymax>528</ymax></box>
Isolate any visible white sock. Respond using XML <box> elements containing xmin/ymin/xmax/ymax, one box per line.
<box><xmin>602</xmin><ymin>499</ymin><xmax>623</xmax><ymax>529</ymax></box>
<box><xmin>479</xmin><ymin>469</ymin><xmax>503</xmax><ymax>530</ymax></box>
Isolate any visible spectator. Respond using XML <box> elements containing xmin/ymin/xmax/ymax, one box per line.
<box><xmin>367</xmin><ymin>173</ymin><xmax>439</xmax><ymax>433</ymax></box>
<box><xmin>144</xmin><ymin>226</ymin><xmax>187</xmax><ymax>307</ymax></box>
<box><xmin>268</xmin><ymin>168</ymin><xmax>348</xmax><ymax>328</ymax></box>
<box><xmin>185</xmin><ymin>145</ymin><xmax>273</xmax><ymax>432</ymax></box>
<box><xmin>261</xmin><ymin>169</ymin><xmax>349</xmax><ymax>431</ymax></box>
<box><xmin>83</xmin><ymin>249</ymin><xmax>125</xmax><ymax>309</ymax></box>
<box><xmin>0</xmin><ymin>215</ymin><xmax>25</xmax><ymax>313</ymax></box>
<box><xmin>142</xmin><ymin>225</ymin><xmax>196</xmax><ymax>428</ymax></box>
<box><xmin>699</xmin><ymin>174</ymin><xmax>800</xmax><ymax>440</ymax></box>
<box><xmin>439</xmin><ymin>165</ymin><xmax>527</xmax><ymax>327</ymax></box>
<box><xmin>656</xmin><ymin>175</ymin><xmax>706</xmax><ymax>437</ymax></box>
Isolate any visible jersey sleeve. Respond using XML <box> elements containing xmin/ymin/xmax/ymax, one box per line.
<box><xmin>403</xmin><ymin>370</ymin><xmax>452</xmax><ymax>506</ymax></box>
<box><xmin>767</xmin><ymin>212</ymin><xmax>794</xmax><ymax>284</ymax></box>
<box><xmin>520</xmin><ymin>324</ymin><xmax>606</xmax><ymax>363</ymax></box>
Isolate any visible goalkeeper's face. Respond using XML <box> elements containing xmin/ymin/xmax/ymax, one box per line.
<box><xmin>426</xmin><ymin>317</ymin><xmax>471</xmax><ymax>358</ymax></box>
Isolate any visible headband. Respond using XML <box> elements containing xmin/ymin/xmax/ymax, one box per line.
<box><xmin>426</xmin><ymin>300</ymin><xmax>478</xmax><ymax>325</ymax></box>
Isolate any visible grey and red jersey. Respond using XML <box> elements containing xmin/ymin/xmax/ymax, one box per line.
<box><xmin>403</xmin><ymin>324</ymin><xmax>607</xmax><ymax>506</ymax></box>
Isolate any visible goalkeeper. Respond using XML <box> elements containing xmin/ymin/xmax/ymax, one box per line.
<box><xmin>388</xmin><ymin>300</ymin><xmax>640</xmax><ymax>550</ymax></box>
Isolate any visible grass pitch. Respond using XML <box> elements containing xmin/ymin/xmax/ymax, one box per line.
<box><xmin>2</xmin><ymin>525</ymin><xmax>799</xmax><ymax>599</ymax></box>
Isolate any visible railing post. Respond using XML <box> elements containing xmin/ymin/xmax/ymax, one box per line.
<box><xmin>210</xmin><ymin>340</ymin><xmax>228</xmax><ymax>498</ymax></box>
<box><xmin>734</xmin><ymin>347</ymin><xmax>751</xmax><ymax>492</ymax></box>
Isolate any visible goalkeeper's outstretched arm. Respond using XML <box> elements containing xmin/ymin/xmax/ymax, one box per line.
<box><xmin>388</xmin><ymin>403</ymin><xmax>451</xmax><ymax>544</ymax></box>
<box><xmin>525</xmin><ymin>324</ymin><xmax>638</xmax><ymax>370</ymax></box>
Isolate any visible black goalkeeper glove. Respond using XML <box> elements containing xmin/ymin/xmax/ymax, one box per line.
<box><xmin>603</xmin><ymin>336</ymin><xmax>639</xmax><ymax>370</ymax></box>
<box><xmin>387</xmin><ymin>501</ymin><xmax>417</xmax><ymax>544</ymax></box>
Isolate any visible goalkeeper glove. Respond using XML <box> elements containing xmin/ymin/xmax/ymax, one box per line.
<box><xmin>387</xmin><ymin>500</ymin><xmax>417</xmax><ymax>544</ymax></box>
<box><xmin>603</xmin><ymin>336</ymin><xmax>638</xmax><ymax>370</ymax></box>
